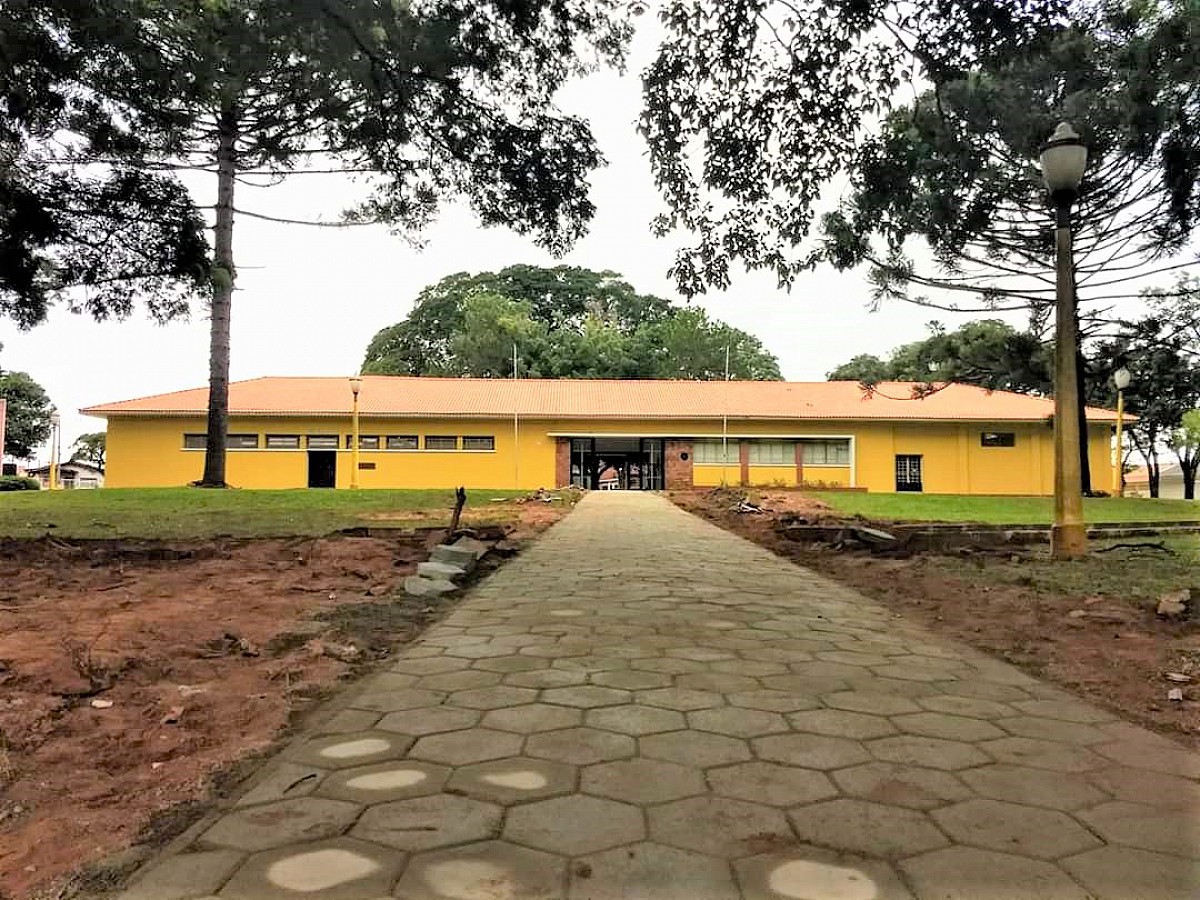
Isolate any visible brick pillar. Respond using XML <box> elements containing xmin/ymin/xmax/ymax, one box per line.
<box><xmin>739</xmin><ymin>441</ymin><xmax>750</xmax><ymax>487</ymax></box>
<box><xmin>555</xmin><ymin>438</ymin><xmax>570</xmax><ymax>487</ymax></box>
<box><xmin>665</xmin><ymin>440</ymin><xmax>693</xmax><ymax>489</ymax></box>
<box><xmin>795</xmin><ymin>441</ymin><xmax>805</xmax><ymax>487</ymax></box>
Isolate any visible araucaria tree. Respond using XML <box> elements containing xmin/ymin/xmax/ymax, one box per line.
<box><xmin>2</xmin><ymin>0</ymin><xmax>629</xmax><ymax>486</ymax></box>
<box><xmin>642</xmin><ymin>0</ymin><xmax>1200</xmax><ymax>491</ymax></box>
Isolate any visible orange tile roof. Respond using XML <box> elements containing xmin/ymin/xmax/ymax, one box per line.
<box><xmin>82</xmin><ymin>376</ymin><xmax>1120</xmax><ymax>423</ymax></box>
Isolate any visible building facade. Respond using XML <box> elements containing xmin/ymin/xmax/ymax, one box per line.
<box><xmin>83</xmin><ymin>376</ymin><xmax>1119</xmax><ymax>494</ymax></box>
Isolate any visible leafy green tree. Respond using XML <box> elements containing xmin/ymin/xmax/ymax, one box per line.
<box><xmin>363</xmin><ymin>265</ymin><xmax>782</xmax><ymax>380</ymax></box>
<box><xmin>827</xmin><ymin>320</ymin><xmax>1052</xmax><ymax>392</ymax></box>
<box><xmin>3</xmin><ymin>2</ymin><xmax>630</xmax><ymax>487</ymax></box>
<box><xmin>70</xmin><ymin>431</ymin><xmax>106</xmax><ymax>470</ymax></box>
<box><xmin>1169</xmin><ymin>409</ymin><xmax>1200</xmax><ymax>500</ymax></box>
<box><xmin>0</xmin><ymin>368</ymin><xmax>52</xmax><ymax>459</ymax></box>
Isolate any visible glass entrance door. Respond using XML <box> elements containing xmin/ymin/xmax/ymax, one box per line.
<box><xmin>641</xmin><ymin>439</ymin><xmax>664</xmax><ymax>490</ymax></box>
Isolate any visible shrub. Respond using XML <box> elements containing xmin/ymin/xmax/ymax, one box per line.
<box><xmin>0</xmin><ymin>476</ymin><xmax>40</xmax><ymax>491</ymax></box>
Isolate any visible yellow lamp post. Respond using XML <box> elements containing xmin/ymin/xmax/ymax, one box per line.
<box><xmin>1040</xmin><ymin>122</ymin><xmax>1089</xmax><ymax>560</ymax></box>
<box><xmin>1112</xmin><ymin>366</ymin><xmax>1131</xmax><ymax>496</ymax></box>
<box><xmin>49</xmin><ymin>410</ymin><xmax>60</xmax><ymax>490</ymax></box>
<box><xmin>349</xmin><ymin>377</ymin><xmax>363</xmax><ymax>489</ymax></box>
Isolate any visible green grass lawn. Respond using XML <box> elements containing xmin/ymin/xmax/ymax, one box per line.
<box><xmin>809</xmin><ymin>492</ymin><xmax>1200</xmax><ymax>525</ymax></box>
<box><xmin>0</xmin><ymin>487</ymin><xmax>530</xmax><ymax>540</ymax></box>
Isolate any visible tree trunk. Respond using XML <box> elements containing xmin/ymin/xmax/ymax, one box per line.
<box><xmin>1075</xmin><ymin>345</ymin><xmax>1091</xmax><ymax>494</ymax></box>
<box><xmin>199</xmin><ymin>104</ymin><xmax>239</xmax><ymax>488</ymax></box>
<box><xmin>1148</xmin><ymin>452</ymin><xmax>1160</xmax><ymax>498</ymax></box>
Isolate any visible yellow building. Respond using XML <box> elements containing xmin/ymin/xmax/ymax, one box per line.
<box><xmin>83</xmin><ymin>376</ymin><xmax>1119</xmax><ymax>494</ymax></box>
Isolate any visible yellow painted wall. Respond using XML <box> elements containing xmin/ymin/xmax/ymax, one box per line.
<box><xmin>102</xmin><ymin>413</ymin><xmax>1116</xmax><ymax>495</ymax></box>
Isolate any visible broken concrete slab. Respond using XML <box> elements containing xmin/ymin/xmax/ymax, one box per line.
<box><xmin>417</xmin><ymin>560</ymin><xmax>468</xmax><ymax>582</ymax></box>
<box><xmin>432</xmin><ymin>544</ymin><xmax>479</xmax><ymax>570</ymax></box>
<box><xmin>404</xmin><ymin>576</ymin><xmax>457</xmax><ymax>598</ymax></box>
<box><xmin>451</xmin><ymin>536</ymin><xmax>490</xmax><ymax>559</ymax></box>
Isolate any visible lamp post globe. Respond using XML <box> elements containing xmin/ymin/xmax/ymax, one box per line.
<box><xmin>1113</xmin><ymin>367</ymin><xmax>1131</xmax><ymax>391</ymax></box>
<box><xmin>1112</xmin><ymin>367</ymin><xmax>1131</xmax><ymax>496</ymax></box>
<box><xmin>49</xmin><ymin>410</ymin><xmax>61</xmax><ymax>491</ymax></box>
<box><xmin>1040</xmin><ymin>122</ymin><xmax>1088</xmax><ymax>199</ymax></box>
<box><xmin>349</xmin><ymin>377</ymin><xmax>363</xmax><ymax>488</ymax></box>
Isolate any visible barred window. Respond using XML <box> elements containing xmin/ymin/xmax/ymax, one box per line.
<box><xmin>748</xmin><ymin>441</ymin><xmax>792</xmax><ymax>465</ymax></box>
<box><xmin>981</xmin><ymin>432</ymin><xmax>1016</xmax><ymax>448</ymax></box>
<box><xmin>345</xmin><ymin>435</ymin><xmax>380</xmax><ymax>449</ymax></box>
<box><xmin>307</xmin><ymin>435</ymin><xmax>339</xmax><ymax>449</ymax></box>
<box><xmin>228</xmin><ymin>434</ymin><xmax>259</xmax><ymax>449</ymax></box>
<box><xmin>802</xmin><ymin>439</ymin><xmax>850</xmax><ymax>466</ymax></box>
<box><xmin>425</xmin><ymin>435</ymin><xmax>458</xmax><ymax>451</ymax></box>
<box><xmin>462</xmin><ymin>436</ymin><xmax>495</xmax><ymax>451</ymax></box>
<box><xmin>386</xmin><ymin>435</ymin><xmax>418</xmax><ymax>450</ymax></box>
<box><xmin>265</xmin><ymin>434</ymin><xmax>301</xmax><ymax>449</ymax></box>
<box><xmin>183</xmin><ymin>433</ymin><xmax>206</xmax><ymax>449</ymax></box>
<box><xmin>692</xmin><ymin>441</ymin><xmax>736</xmax><ymax>465</ymax></box>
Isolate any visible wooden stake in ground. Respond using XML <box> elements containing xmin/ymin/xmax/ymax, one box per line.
<box><xmin>449</xmin><ymin>487</ymin><xmax>467</xmax><ymax>537</ymax></box>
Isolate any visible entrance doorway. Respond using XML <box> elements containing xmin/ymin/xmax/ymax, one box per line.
<box><xmin>895</xmin><ymin>454</ymin><xmax>923</xmax><ymax>492</ymax></box>
<box><xmin>308</xmin><ymin>451</ymin><xmax>337</xmax><ymax>488</ymax></box>
<box><xmin>570</xmin><ymin>438</ymin><xmax>664</xmax><ymax>491</ymax></box>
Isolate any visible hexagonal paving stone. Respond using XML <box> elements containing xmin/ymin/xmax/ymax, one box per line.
<box><xmin>642</xmin><ymin>730</ymin><xmax>751</xmax><ymax>768</ymax></box>
<box><xmin>1087</xmin><ymin>765</ymin><xmax>1200</xmax><ymax>808</ymax></box>
<box><xmin>648</xmin><ymin>795</ymin><xmax>791</xmax><ymax>858</ymax></box>
<box><xmin>831</xmin><ymin>762</ymin><xmax>972</xmax><ymax>810</ymax></box>
<box><xmin>505</xmin><ymin>667</ymin><xmax>589</xmax><ymax>688</ymax></box>
<box><xmin>481</xmin><ymin>703</ymin><xmax>583</xmax><ymax>734</ymax></box>
<box><xmin>630</xmin><ymin>657</ymin><xmax>710</xmax><ymax>675</ymax></box>
<box><xmin>821</xmin><ymin>691</ymin><xmax>920</xmax><ymax>717</ymax></box>
<box><xmin>960</xmin><ymin>764</ymin><xmax>1107</xmax><ymax>811</ymax></box>
<box><xmin>284</xmin><ymin>731</ymin><xmax>412</xmax><ymax>770</ymax></box>
<box><xmin>938</xmin><ymin>680</ymin><xmax>1031</xmax><ymax>703</ymax></box>
<box><xmin>585</xmin><ymin>704</ymin><xmax>686</xmax><ymax>736</ymax></box>
<box><xmin>1061</xmin><ymin>845</ymin><xmax>1200</xmax><ymax>900</ymax></box>
<box><xmin>996</xmin><ymin>715</ymin><xmax>1109</xmax><ymax>745</ymax></box>
<box><xmin>688</xmin><ymin>707</ymin><xmax>789</xmax><ymax>738</ymax></box>
<box><xmin>235</xmin><ymin>762</ymin><xmax>326</xmax><ymax>808</ymax></box>
<box><xmin>891</xmin><ymin>712</ymin><xmax>1006</xmax><ymax>743</ymax></box>
<box><xmin>409</xmin><ymin>728</ymin><xmax>524</xmax><ymax>766</ymax></box>
<box><xmin>714</xmin><ymin>659</ymin><xmax>789</xmax><ymax>677</ymax></box>
<box><xmin>708</xmin><ymin>761</ymin><xmax>838</xmax><ymax>808</ymax></box>
<box><xmin>446</xmin><ymin>757</ymin><xmax>576</xmax><ymax>805</ymax></box>
<box><xmin>541</xmin><ymin>684</ymin><xmax>632</xmax><ymax>709</ymax></box>
<box><xmin>571</xmin><ymin>842</ymin><xmax>741</xmax><ymax>900</ymax></box>
<box><xmin>762</xmin><ymin>674</ymin><xmax>850</xmax><ymax>696</ymax></box>
<box><xmin>553</xmin><ymin>655</ymin><xmax>630</xmax><ymax>673</ymax></box>
<box><xmin>417</xmin><ymin>670</ymin><xmax>503</xmax><ymax>692</ymax></box>
<box><xmin>637</xmin><ymin>687</ymin><xmax>724</xmax><ymax>711</ymax></box>
<box><xmin>525</xmin><ymin>727</ymin><xmax>636</xmax><ymax>765</ymax></box>
<box><xmin>788</xmin><ymin>799</ymin><xmax>949</xmax><ymax>859</ymax></box>
<box><xmin>1077</xmin><ymin>801</ymin><xmax>1200</xmax><ymax>859</ymax></box>
<box><xmin>218</xmin><ymin>837</ymin><xmax>404</xmax><ymax>899</ymax></box>
<box><xmin>472</xmin><ymin>655</ymin><xmax>548</xmax><ymax>673</ymax></box>
<box><xmin>351</xmin><ymin>794</ymin><xmax>502</xmax><ymax>851</ymax></box>
<box><xmin>1012</xmin><ymin>698</ymin><xmax>1116</xmax><ymax>723</ymax></box>
<box><xmin>753</xmin><ymin>733</ymin><xmax>870</xmax><ymax>770</ymax></box>
<box><xmin>505</xmin><ymin>794</ymin><xmax>644</xmax><ymax>855</ymax></box>
<box><xmin>447</xmin><ymin>685</ymin><xmax>539</xmax><ymax>710</ymax></box>
<box><xmin>313</xmin><ymin>709</ymin><xmax>382</xmax><ymax>736</ymax></box>
<box><xmin>728</xmin><ymin>689</ymin><xmax>821</xmax><ymax>713</ymax></box>
<box><xmin>315</xmin><ymin>760</ymin><xmax>449</xmax><ymax>804</ymax></box>
<box><xmin>199</xmin><ymin>797</ymin><xmax>361</xmax><ymax>853</ymax></box>
<box><xmin>867</xmin><ymin>735</ymin><xmax>989</xmax><ymax>771</ymax></box>
<box><xmin>375</xmin><ymin>707</ymin><xmax>480</xmax><ymax>737</ymax></box>
<box><xmin>590</xmin><ymin>669</ymin><xmax>673</xmax><ymax>690</ymax></box>
<box><xmin>395</xmin><ymin>840</ymin><xmax>565</xmax><ymax>900</ymax></box>
<box><xmin>737</xmin><ymin>847</ymin><xmax>915</xmax><ymax>900</ymax></box>
<box><xmin>349</xmin><ymin>689</ymin><xmax>446</xmax><ymax>713</ymax></box>
<box><xmin>674</xmin><ymin>672</ymin><xmax>761</xmax><ymax>693</ymax></box>
<box><xmin>391</xmin><ymin>656</ymin><xmax>470</xmax><ymax>676</ymax></box>
<box><xmin>582</xmin><ymin>758</ymin><xmax>705</xmax><ymax>804</ymax></box>
<box><xmin>901</xmin><ymin>847</ymin><xmax>1091</xmax><ymax>900</ymax></box>
<box><xmin>917</xmin><ymin>694</ymin><xmax>1018</xmax><ymax>720</ymax></box>
<box><xmin>934</xmin><ymin>798</ymin><xmax>1102</xmax><ymax>861</ymax></box>
<box><xmin>787</xmin><ymin>709</ymin><xmax>898</xmax><ymax>740</ymax></box>
<box><xmin>119</xmin><ymin>850</ymin><xmax>245</xmax><ymax>900</ymax></box>
<box><xmin>665</xmin><ymin>647</ymin><xmax>738</xmax><ymax>662</ymax></box>
<box><xmin>980</xmin><ymin>737</ymin><xmax>1104</xmax><ymax>773</ymax></box>
<box><xmin>1092</xmin><ymin>737</ymin><xmax>1200</xmax><ymax>778</ymax></box>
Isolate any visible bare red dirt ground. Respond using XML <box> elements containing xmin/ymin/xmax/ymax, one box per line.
<box><xmin>673</xmin><ymin>489</ymin><xmax>1200</xmax><ymax>751</ymax></box>
<box><xmin>0</xmin><ymin>505</ymin><xmax>566</xmax><ymax>900</ymax></box>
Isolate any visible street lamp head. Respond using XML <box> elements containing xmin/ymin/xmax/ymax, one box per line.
<box><xmin>1113</xmin><ymin>367</ymin><xmax>1131</xmax><ymax>391</ymax></box>
<box><xmin>349</xmin><ymin>376</ymin><xmax>363</xmax><ymax>397</ymax></box>
<box><xmin>1039</xmin><ymin>122</ymin><xmax>1088</xmax><ymax>197</ymax></box>
<box><xmin>50</xmin><ymin>411</ymin><xmax>60</xmax><ymax>427</ymax></box>
<box><xmin>628</xmin><ymin>1</ymin><xmax>648</xmax><ymax>15</ymax></box>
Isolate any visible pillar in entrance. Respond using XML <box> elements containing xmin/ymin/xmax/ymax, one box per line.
<box><xmin>739</xmin><ymin>441</ymin><xmax>750</xmax><ymax>487</ymax></box>
<box><xmin>555</xmin><ymin>438</ymin><xmax>570</xmax><ymax>487</ymax></box>
<box><xmin>795</xmin><ymin>441</ymin><xmax>805</xmax><ymax>488</ymax></box>
<box><xmin>664</xmin><ymin>440</ymin><xmax>693</xmax><ymax>489</ymax></box>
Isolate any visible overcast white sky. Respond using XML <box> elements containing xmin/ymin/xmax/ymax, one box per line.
<box><xmin>0</xmin><ymin>15</ymin><xmax>1122</xmax><ymax>463</ymax></box>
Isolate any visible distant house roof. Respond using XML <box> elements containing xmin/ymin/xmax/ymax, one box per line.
<box><xmin>82</xmin><ymin>376</ymin><xmax>1121</xmax><ymax>423</ymax></box>
<box><xmin>26</xmin><ymin>460</ymin><xmax>104</xmax><ymax>476</ymax></box>
<box><xmin>1125</xmin><ymin>463</ymin><xmax>1183</xmax><ymax>485</ymax></box>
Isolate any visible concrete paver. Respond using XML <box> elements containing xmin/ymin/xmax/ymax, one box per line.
<box><xmin>118</xmin><ymin>492</ymin><xmax>1200</xmax><ymax>899</ymax></box>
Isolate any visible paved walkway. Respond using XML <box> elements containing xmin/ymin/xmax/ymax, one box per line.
<box><xmin>120</xmin><ymin>493</ymin><xmax>1199</xmax><ymax>900</ymax></box>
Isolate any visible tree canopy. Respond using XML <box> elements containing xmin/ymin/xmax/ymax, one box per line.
<box><xmin>642</xmin><ymin>1</ymin><xmax>1199</xmax><ymax>306</ymax></box>
<box><xmin>827</xmin><ymin>320</ymin><xmax>1051</xmax><ymax>393</ymax></box>
<box><xmin>362</xmin><ymin>265</ymin><xmax>782</xmax><ymax>380</ymax></box>
<box><xmin>0</xmin><ymin>359</ymin><xmax>52</xmax><ymax>459</ymax></box>
<box><xmin>70</xmin><ymin>431</ymin><xmax>106</xmax><ymax>470</ymax></box>
<box><xmin>3</xmin><ymin>0</ymin><xmax>630</xmax><ymax>485</ymax></box>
